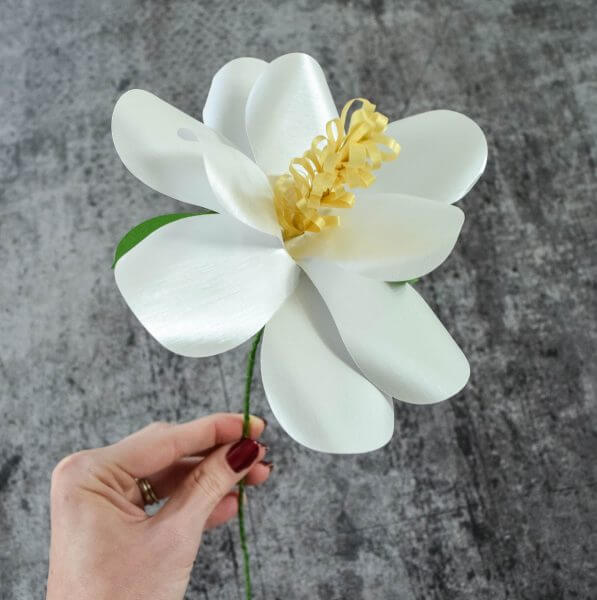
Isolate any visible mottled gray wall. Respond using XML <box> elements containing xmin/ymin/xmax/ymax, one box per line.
<box><xmin>1</xmin><ymin>1</ymin><xmax>596</xmax><ymax>598</ymax></box>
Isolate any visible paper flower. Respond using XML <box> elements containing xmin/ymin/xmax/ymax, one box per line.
<box><xmin>111</xmin><ymin>53</ymin><xmax>487</xmax><ymax>453</ymax></box>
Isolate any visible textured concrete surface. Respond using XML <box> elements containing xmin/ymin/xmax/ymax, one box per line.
<box><xmin>1</xmin><ymin>1</ymin><xmax>596</xmax><ymax>598</ymax></box>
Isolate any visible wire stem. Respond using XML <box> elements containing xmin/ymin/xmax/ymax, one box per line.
<box><xmin>238</xmin><ymin>327</ymin><xmax>264</xmax><ymax>600</ymax></box>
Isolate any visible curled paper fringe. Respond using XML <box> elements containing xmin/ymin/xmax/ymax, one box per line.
<box><xmin>273</xmin><ymin>98</ymin><xmax>400</xmax><ymax>240</ymax></box>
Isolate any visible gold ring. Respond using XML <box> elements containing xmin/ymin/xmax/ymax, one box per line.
<box><xmin>134</xmin><ymin>477</ymin><xmax>159</xmax><ymax>505</ymax></box>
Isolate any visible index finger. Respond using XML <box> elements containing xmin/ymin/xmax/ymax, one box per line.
<box><xmin>103</xmin><ymin>413</ymin><xmax>266</xmax><ymax>477</ymax></box>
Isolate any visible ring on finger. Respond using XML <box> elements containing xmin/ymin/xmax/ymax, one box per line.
<box><xmin>134</xmin><ymin>477</ymin><xmax>159</xmax><ymax>505</ymax></box>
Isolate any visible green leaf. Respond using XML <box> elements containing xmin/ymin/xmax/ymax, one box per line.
<box><xmin>387</xmin><ymin>278</ymin><xmax>419</xmax><ymax>287</ymax></box>
<box><xmin>112</xmin><ymin>212</ymin><xmax>213</xmax><ymax>268</ymax></box>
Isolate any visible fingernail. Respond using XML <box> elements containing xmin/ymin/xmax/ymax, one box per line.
<box><xmin>226</xmin><ymin>439</ymin><xmax>260</xmax><ymax>473</ymax></box>
<box><xmin>260</xmin><ymin>460</ymin><xmax>274</xmax><ymax>472</ymax></box>
<box><xmin>250</xmin><ymin>414</ymin><xmax>267</xmax><ymax>430</ymax></box>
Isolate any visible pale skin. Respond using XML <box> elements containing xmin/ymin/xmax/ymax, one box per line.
<box><xmin>46</xmin><ymin>413</ymin><xmax>270</xmax><ymax>600</ymax></box>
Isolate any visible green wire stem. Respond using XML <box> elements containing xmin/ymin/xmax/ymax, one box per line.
<box><xmin>237</xmin><ymin>327</ymin><xmax>264</xmax><ymax>600</ymax></box>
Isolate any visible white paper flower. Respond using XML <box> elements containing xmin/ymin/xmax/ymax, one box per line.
<box><xmin>111</xmin><ymin>53</ymin><xmax>487</xmax><ymax>453</ymax></box>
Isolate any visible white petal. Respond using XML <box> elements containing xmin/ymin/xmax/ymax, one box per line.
<box><xmin>373</xmin><ymin>110</ymin><xmax>488</xmax><ymax>204</ymax></box>
<box><xmin>246</xmin><ymin>53</ymin><xmax>338</xmax><ymax>176</ymax></box>
<box><xmin>301</xmin><ymin>259</ymin><xmax>470</xmax><ymax>404</ymax></box>
<box><xmin>286</xmin><ymin>192</ymin><xmax>464</xmax><ymax>281</ymax></box>
<box><xmin>112</xmin><ymin>89</ymin><xmax>225</xmax><ymax>211</ymax></box>
<box><xmin>203</xmin><ymin>57</ymin><xmax>268</xmax><ymax>158</ymax></box>
<box><xmin>115</xmin><ymin>214</ymin><xmax>299</xmax><ymax>357</ymax></box>
<box><xmin>203</xmin><ymin>142</ymin><xmax>280</xmax><ymax>238</ymax></box>
<box><xmin>261</xmin><ymin>274</ymin><xmax>394</xmax><ymax>453</ymax></box>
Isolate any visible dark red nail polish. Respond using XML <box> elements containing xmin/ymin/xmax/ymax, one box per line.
<box><xmin>227</xmin><ymin>439</ymin><xmax>260</xmax><ymax>473</ymax></box>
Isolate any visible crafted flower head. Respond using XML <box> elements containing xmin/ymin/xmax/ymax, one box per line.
<box><xmin>111</xmin><ymin>53</ymin><xmax>487</xmax><ymax>453</ymax></box>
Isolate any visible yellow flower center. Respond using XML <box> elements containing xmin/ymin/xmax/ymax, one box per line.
<box><xmin>273</xmin><ymin>98</ymin><xmax>400</xmax><ymax>241</ymax></box>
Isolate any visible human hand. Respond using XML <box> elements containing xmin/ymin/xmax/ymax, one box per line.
<box><xmin>46</xmin><ymin>413</ymin><xmax>270</xmax><ymax>600</ymax></box>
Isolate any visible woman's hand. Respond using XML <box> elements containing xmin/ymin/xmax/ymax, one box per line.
<box><xmin>46</xmin><ymin>413</ymin><xmax>271</xmax><ymax>600</ymax></box>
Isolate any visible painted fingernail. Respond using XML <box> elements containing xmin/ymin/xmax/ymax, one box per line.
<box><xmin>226</xmin><ymin>439</ymin><xmax>260</xmax><ymax>473</ymax></box>
<box><xmin>260</xmin><ymin>460</ymin><xmax>274</xmax><ymax>472</ymax></box>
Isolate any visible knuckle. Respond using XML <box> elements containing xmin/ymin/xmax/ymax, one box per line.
<box><xmin>51</xmin><ymin>450</ymin><xmax>94</xmax><ymax>487</ymax></box>
<box><xmin>192</xmin><ymin>468</ymin><xmax>225</xmax><ymax>502</ymax></box>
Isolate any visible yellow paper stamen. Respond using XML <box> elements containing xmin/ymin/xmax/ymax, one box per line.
<box><xmin>273</xmin><ymin>98</ymin><xmax>400</xmax><ymax>241</ymax></box>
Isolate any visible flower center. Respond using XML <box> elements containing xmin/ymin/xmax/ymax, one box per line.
<box><xmin>273</xmin><ymin>98</ymin><xmax>400</xmax><ymax>241</ymax></box>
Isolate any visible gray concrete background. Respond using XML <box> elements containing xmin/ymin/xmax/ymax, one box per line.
<box><xmin>1</xmin><ymin>1</ymin><xmax>596</xmax><ymax>598</ymax></box>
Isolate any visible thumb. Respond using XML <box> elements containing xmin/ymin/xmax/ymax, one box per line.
<box><xmin>156</xmin><ymin>438</ymin><xmax>267</xmax><ymax>532</ymax></box>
